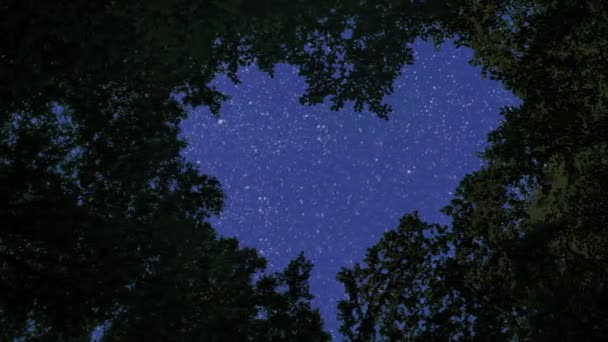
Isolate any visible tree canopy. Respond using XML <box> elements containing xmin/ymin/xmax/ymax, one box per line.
<box><xmin>2</xmin><ymin>0</ymin><xmax>608</xmax><ymax>340</ymax></box>
<box><xmin>335</xmin><ymin>0</ymin><xmax>608</xmax><ymax>341</ymax></box>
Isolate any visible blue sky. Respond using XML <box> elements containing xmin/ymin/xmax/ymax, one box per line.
<box><xmin>181</xmin><ymin>39</ymin><xmax>518</xmax><ymax>338</ymax></box>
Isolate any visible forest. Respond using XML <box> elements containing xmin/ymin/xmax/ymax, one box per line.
<box><xmin>1</xmin><ymin>0</ymin><xmax>607</xmax><ymax>341</ymax></box>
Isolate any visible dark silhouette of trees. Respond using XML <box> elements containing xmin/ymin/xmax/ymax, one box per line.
<box><xmin>0</xmin><ymin>100</ymin><xmax>330</xmax><ymax>340</ymax></box>
<box><xmin>2</xmin><ymin>0</ymin><xmax>444</xmax><ymax>120</ymax></box>
<box><xmin>101</xmin><ymin>250</ymin><xmax>330</xmax><ymax>342</ymax></box>
<box><xmin>337</xmin><ymin>213</ymin><xmax>461</xmax><ymax>341</ymax></box>
<box><xmin>1</xmin><ymin>0</ymin><xmax>364</xmax><ymax>339</ymax></box>
<box><xmin>3</xmin><ymin>0</ymin><xmax>608</xmax><ymax>340</ymax></box>
<box><xmin>336</xmin><ymin>0</ymin><xmax>608</xmax><ymax>341</ymax></box>
<box><xmin>2</xmin><ymin>0</ymin><xmax>449</xmax><ymax>339</ymax></box>
<box><xmin>249</xmin><ymin>253</ymin><xmax>331</xmax><ymax>342</ymax></box>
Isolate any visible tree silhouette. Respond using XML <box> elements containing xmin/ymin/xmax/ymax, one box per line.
<box><xmin>336</xmin><ymin>0</ymin><xmax>608</xmax><ymax>340</ymax></box>
<box><xmin>3</xmin><ymin>0</ymin><xmax>608</xmax><ymax>340</ymax></box>
<box><xmin>2</xmin><ymin>0</ymin><xmax>450</xmax><ymax>338</ymax></box>
<box><xmin>337</xmin><ymin>213</ymin><xmax>463</xmax><ymax>341</ymax></box>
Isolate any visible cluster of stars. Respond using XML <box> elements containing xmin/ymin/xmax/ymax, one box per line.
<box><xmin>181</xmin><ymin>40</ymin><xmax>518</xmax><ymax>338</ymax></box>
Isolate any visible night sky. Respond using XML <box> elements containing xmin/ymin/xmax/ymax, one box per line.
<box><xmin>181</xmin><ymin>40</ymin><xmax>518</xmax><ymax>338</ymax></box>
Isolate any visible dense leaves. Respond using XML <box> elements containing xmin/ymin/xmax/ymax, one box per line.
<box><xmin>3</xmin><ymin>0</ymin><xmax>608</xmax><ymax>340</ymax></box>
<box><xmin>336</xmin><ymin>213</ymin><xmax>461</xmax><ymax>341</ymax></box>
<box><xmin>1</xmin><ymin>0</ymin><xmax>445</xmax><ymax>120</ymax></box>
<box><xmin>1</xmin><ymin>0</ymin><xmax>348</xmax><ymax>339</ymax></box>
<box><xmin>251</xmin><ymin>253</ymin><xmax>331</xmax><ymax>342</ymax></box>
<box><xmin>337</xmin><ymin>0</ymin><xmax>608</xmax><ymax>341</ymax></box>
<box><xmin>1</xmin><ymin>0</ymin><xmax>448</xmax><ymax>339</ymax></box>
<box><xmin>101</xmin><ymin>248</ymin><xmax>329</xmax><ymax>342</ymax></box>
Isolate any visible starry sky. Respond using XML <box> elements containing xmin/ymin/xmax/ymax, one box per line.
<box><xmin>181</xmin><ymin>40</ymin><xmax>518</xmax><ymax>338</ymax></box>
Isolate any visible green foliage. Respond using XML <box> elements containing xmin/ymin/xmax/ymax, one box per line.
<box><xmin>1</xmin><ymin>0</ymin><xmax>442</xmax><ymax>121</ymax></box>
<box><xmin>0</xmin><ymin>0</ymin><xmax>449</xmax><ymax>338</ymax></box>
<box><xmin>337</xmin><ymin>213</ymin><xmax>465</xmax><ymax>341</ymax></box>
<box><xmin>2</xmin><ymin>1</ymin><xmax>342</xmax><ymax>340</ymax></box>
<box><xmin>0</xmin><ymin>104</ymin><xmax>225</xmax><ymax>339</ymax></box>
<box><xmin>0</xmin><ymin>100</ymin><xmax>330</xmax><ymax>340</ymax></box>
<box><xmin>336</xmin><ymin>0</ymin><xmax>608</xmax><ymax>341</ymax></box>
<box><xmin>3</xmin><ymin>0</ymin><xmax>608</xmax><ymax>340</ymax></box>
<box><xmin>251</xmin><ymin>253</ymin><xmax>331</xmax><ymax>342</ymax></box>
<box><xmin>101</xmin><ymin>245</ymin><xmax>329</xmax><ymax>342</ymax></box>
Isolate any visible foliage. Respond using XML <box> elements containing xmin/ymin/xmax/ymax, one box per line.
<box><xmin>0</xmin><ymin>100</ymin><xmax>225</xmax><ymax>339</ymax></box>
<box><xmin>0</xmin><ymin>0</ymin><xmax>449</xmax><ymax>338</ymax></box>
<box><xmin>336</xmin><ymin>213</ymin><xmax>465</xmax><ymax>341</ymax></box>
<box><xmin>3</xmin><ymin>0</ymin><xmax>608</xmax><ymax>340</ymax></box>
<box><xmin>1</xmin><ymin>0</ymin><xmax>348</xmax><ymax>339</ymax></box>
<box><xmin>1</xmin><ymin>0</ymin><xmax>445</xmax><ymax>121</ymax></box>
<box><xmin>251</xmin><ymin>253</ymin><xmax>331</xmax><ymax>342</ymax></box>
<box><xmin>336</xmin><ymin>0</ymin><xmax>608</xmax><ymax>341</ymax></box>
<box><xmin>101</xmin><ymin>248</ymin><xmax>330</xmax><ymax>342</ymax></box>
